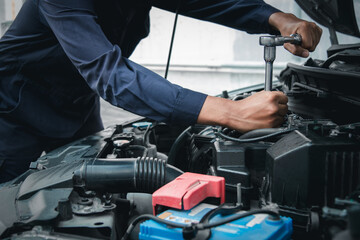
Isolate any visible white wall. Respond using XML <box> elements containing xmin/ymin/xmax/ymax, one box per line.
<box><xmin>0</xmin><ymin>0</ymin><xmax>23</xmax><ymax>35</ymax></box>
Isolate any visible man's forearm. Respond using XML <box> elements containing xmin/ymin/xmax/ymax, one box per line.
<box><xmin>197</xmin><ymin>91</ymin><xmax>289</xmax><ymax>133</ymax></box>
<box><xmin>197</xmin><ymin>96</ymin><xmax>232</xmax><ymax>127</ymax></box>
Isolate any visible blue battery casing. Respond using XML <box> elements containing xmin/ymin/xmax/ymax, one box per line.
<box><xmin>139</xmin><ymin>203</ymin><xmax>292</xmax><ymax>240</ymax></box>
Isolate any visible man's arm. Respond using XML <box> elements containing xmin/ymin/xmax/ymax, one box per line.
<box><xmin>38</xmin><ymin>0</ymin><xmax>207</xmax><ymax>126</ymax></box>
<box><xmin>39</xmin><ymin>0</ymin><xmax>320</xmax><ymax>133</ymax></box>
<box><xmin>152</xmin><ymin>0</ymin><xmax>322</xmax><ymax>58</ymax></box>
<box><xmin>153</xmin><ymin>0</ymin><xmax>321</xmax><ymax>131</ymax></box>
<box><xmin>151</xmin><ymin>0</ymin><xmax>281</xmax><ymax>34</ymax></box>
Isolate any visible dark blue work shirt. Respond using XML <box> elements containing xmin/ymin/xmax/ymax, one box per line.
<box><xmin>0</xmin><ymin>0</ymin><xmax>279</xmax><ymax>138</ymax></box>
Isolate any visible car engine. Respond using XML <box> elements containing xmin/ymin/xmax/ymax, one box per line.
<box><xmin>1</xmin><ymin>0</ymin><xmax>360</xmax><ymax>239</ymax></box>
<box><xmin>0</xmin><ymin>68</ymin><xmax>359</xmax><ymax>239</ymax></box>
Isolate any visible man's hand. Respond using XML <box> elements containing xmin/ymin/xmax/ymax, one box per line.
<box><xmin>269</xmin><ymin>12</ymin><xmax>322</xmax><ymax>58</ymax></box>
<box><xmin>197</xmin><ymin>91</ymin><xmax>288</xmax><ymax>133</ymax></box>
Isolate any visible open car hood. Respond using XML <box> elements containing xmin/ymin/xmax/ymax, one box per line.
<box><xmin>295</xmin><ymin>0</ymin><xmax>360</xmax><ymax>38</ymax></box>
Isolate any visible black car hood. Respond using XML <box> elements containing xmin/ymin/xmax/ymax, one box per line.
<box><xmin>295</xmin><ymin>0</ymin><xmax>360</xmax><ymax>38</ymax></box>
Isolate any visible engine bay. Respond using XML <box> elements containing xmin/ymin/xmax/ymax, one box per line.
<box><xmin>1</xmin><ymin>74</ymin><xmax>359</xmax><ymax>239</ymax></box>
<box><xmin>1</xmin><ymin>0</ymin><xmax>360</xmax><ymax>237</ymax></box>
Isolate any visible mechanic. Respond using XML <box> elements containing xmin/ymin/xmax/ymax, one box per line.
<box><xmin>0</xmin><ymin>0</ymin><xmax>322</xmax><ymax>183</ymax></box>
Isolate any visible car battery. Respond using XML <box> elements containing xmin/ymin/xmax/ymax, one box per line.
<box><xmin>140</xmin><ymin>172</ymin><xmax>292</xmax><ymax>240</ymax></box>
<box><xmin>139</xmin><ymin>203</ymin><xmax>292</xmax><ymax>240</ymax></box>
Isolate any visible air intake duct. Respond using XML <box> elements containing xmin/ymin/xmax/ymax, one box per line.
<box><xmin>73</xmin><ymin>157</ymin><xmax>183</xmax><ymax>193</ymax></box>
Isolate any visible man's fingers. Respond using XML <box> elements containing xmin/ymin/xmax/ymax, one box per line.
<box><xmin>296</xmin><ymin>21</ymin><xmax>321</xmax><ymax>51</ymax></box>
<box><xmin>273</xmin><ymin>116</ymin><xmax>286</xmax><ymax>128</ymax></box>
<box><xmin>271</xmin><ymin>91</ymin><xmax>288</xmax><ymax>104</ymax></box>
<box><xmin>310</xmin><ymin>26</ymin><xmax>323</xmax><ymax>51</ymax></box>
<box><xmin>278</xmin><ymin>103</ymin><xmax>288</xmax><ymax>116</ymax></box>
<box><xmin>284</xmin><ymin>43</ymin><xmax>309</xmax><ymax>58</ymax></box>
<box><xmin>269</xmin><ymin>12</ymin><xmax>322</xmax><ymax>57</ymax></box>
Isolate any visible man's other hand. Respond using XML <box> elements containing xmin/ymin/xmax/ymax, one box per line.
<box><xmin>269</xmin><ymin>12</ymin><xmax>322</xmax><ymax>58</ymax></box>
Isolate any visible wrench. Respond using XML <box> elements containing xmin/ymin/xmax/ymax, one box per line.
<box><xmin>259</xmin><ymin>34</ymin><xmax>302</xmax><ymax>91</ymax></box>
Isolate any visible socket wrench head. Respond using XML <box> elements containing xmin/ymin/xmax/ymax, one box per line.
<box><xmin>259</xmin><ymin>35</ymin><xmax>282</xmax><ymax>47</ymax></box>
<box><xmin>260</xmin><ymin>34</ymin><xmax>302</xmax><ymax>47</ymax></box>
<box><xmin>264</xmin><ymin>46</ymin><xmax>276</xmax><ymax>62</ymax></box>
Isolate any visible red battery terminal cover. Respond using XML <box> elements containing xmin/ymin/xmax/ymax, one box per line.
<box><xmin>152</xmin><ymin>172</ymin><xmax>225</xmax><ymax>215</ymax></box>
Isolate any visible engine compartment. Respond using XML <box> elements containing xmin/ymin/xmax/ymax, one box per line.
<box><xmin>1</xmin><ymin>0</ymin><xmax>360</xmax><ymax>238</ymax></box>
<box><xmin>1</xmin><ymin>78</ymin><xmax>359</xmax><ymax>239</ymax></box>
<box><xmin>1</xmin><ymin>37</ymin><xmax>360</xmax><ymax>239</ymax></box>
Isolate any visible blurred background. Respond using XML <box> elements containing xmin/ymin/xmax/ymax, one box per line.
<box><xmin>1</xmin><ymin>0</ymin><xmax>359</xmax><ymax>127</ymax></box>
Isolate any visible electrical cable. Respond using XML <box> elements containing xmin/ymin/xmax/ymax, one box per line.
<box><xmin>167</xmin><ymin>126</ymin><xmax>192</xmax><ymax>165</ymax></box>
<box><xmin>198</xmin><ymin>209</ymin><xmax>280</xmax><ymax>229</ymax></box>
<box><xmin>214</xmin><ymin>128</ymin><xmax>297</xmax><ymax>143</ymax></box>
<box><xmin>143</xmin><ymin>124</ymin><xmax>152</xmax><ymax>148</ymax></box>
<box><xmin>199</xmin><ymin>203</ymin><xmax>242</xmax><ymax>224</ymax></box>
<box><xmin>121</xmin><ymin>209</ymin><xmax>280</xmax><ymax>240</ymax></box>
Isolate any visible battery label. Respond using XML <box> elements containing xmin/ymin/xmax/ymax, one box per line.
<box><xmin>246</xmin><ymin>214</ymin><xmax>267</xmax><ymax>227</ymax></box>
<box><xmin>188</xmin><ymin>203</ymin><xmax>217</xmax><ymax>216</ymax></box>
<box><xmin>164</xmin><ymin>215</ymin><xmax>199</xmax><ymax>224</ymax></box>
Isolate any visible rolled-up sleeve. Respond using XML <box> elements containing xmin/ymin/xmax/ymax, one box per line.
<box><xmin>38</xmin><ymin>0</ymin><xmax>207</xmax><ymax>125</ymax></box>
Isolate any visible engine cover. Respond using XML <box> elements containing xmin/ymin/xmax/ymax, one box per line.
<box><xmin>267</xmin><ymin>127</ymin><xmax>360</xmax><ymax>210</ymax></box>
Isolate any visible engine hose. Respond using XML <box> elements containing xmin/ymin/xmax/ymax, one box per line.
<box><xmin>73</xmin><ymin>157</ymin><xmax>183</xmax><ymax>193</ymax></box>
<box><xmin>215</xmin><ymin>128</ymin><xmax>297</xmax><ymax>143</ymax></box>
<box><xmin>238</xmin><ymin>128</ymin><xmax>285</xmax><ymax>139</ymax></box>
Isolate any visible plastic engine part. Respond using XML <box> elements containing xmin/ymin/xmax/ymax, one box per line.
<box><xmin>139</xmin><ymin>203</ymin><xmax>293</xmax><ymax>240</ymax></box>
<box><xmin>152</xmin><ymin>172</ymin><xmax>225</xmax><ymax>214</ymax></box>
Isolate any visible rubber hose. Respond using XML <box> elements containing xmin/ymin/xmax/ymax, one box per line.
<box><xmin>73</xmin><ymin>157</ymin><xmax>183</xmax><ymax>193</ymax></box>
<box><xmin>239</xmin><ymin>128</ymin><xmax>284</xmax><ymax>139</ymax></box>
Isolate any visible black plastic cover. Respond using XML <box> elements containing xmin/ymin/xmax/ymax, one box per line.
<box><xmin>267</xmin><ymin>129</ymin><xmax>360</xmax><ymax>210</ymax></box>
<box><xmin>279</xmin><ymin>55</ymin><xmax>360</xmax><ymax>124</ymax></box>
